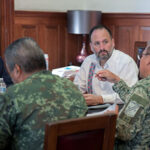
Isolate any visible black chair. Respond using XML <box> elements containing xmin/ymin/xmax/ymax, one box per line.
<box><xmin>44</xmin><ymin>113</ymin><xmax>117</xmax><ymax>150</ymax></box>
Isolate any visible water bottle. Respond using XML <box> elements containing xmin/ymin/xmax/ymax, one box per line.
<box><xmin>0</xmin><ymin>78</ymin><xmax>6</xmax><ymax>93</ymax></box>
<box><xmin>44</xmin><ymin>54</ymin><xmax>49</xmax><ymax>70</ymax></box>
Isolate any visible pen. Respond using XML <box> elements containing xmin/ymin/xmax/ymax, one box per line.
<box><xmin>94</xmin><ymin>73</ymin><xmax>107</xmax><ymax>81</ymax></box>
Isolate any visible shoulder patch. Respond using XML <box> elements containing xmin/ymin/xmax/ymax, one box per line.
<box><xmin>130</xmin><ymin>94</ymin><xmax>148</xmax><ymax>106</ymax></box>
<box><xmin>119</xmin><ymin>94</ymin><xmax>148</xmax><ymax>124</ymax></box>
<box><xmin>124</xmin><ymin>101</ymin><xmax>140</xmax><ymax>117</ymax></box>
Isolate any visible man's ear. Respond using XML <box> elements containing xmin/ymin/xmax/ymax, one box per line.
<box><xmin>90</xmin><ymin>42</ymin><xmax>94</xmax><ymax>53</ymax></box>
<box><xmin>14</xmin><ymin>64</ymin><xmax>22</xmax><ymax>77</ymax></box>
<box><xmin>112</xmin><ymin>38</ymin><xmax>115</xmax><ymax>49</ymax></box>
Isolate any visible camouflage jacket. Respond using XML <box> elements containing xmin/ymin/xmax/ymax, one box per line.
<box><xmin>113</xmin><ymin>75</ymin><xmax>150</xmax><ymax>150</ymax></box>
<box><xmin>0</xmin><ymin>70</ymin><xmax>88</xmax><ymax>150</ymax></box>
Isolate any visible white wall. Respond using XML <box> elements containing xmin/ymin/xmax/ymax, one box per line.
<box><xmin>15</xmin><ymin>0</ymin><xmax>150</xmax><ymax>13</ymax></box>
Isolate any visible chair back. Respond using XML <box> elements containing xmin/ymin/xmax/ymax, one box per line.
<box><xmin>44</xmin><ymin>113</ymin><xmax>117</xmax><ymax>150</ymax></box>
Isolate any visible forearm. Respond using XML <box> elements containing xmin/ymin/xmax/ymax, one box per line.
<box><xmin>113</xmin><ymin>79</ymin><xmax>130</xmax><ymax>103</ymax></box>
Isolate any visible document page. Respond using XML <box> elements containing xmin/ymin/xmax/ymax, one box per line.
<box><xmin>86</xmin><ymin>103</ymin><xmax>116</xmax><ymax>117</ymax></box>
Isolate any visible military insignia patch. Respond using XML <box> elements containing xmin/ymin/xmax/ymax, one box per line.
<box><xmin>124</xmin><ymin>101</ymin><xmax>140</xmax><ymax>117</ymax></box>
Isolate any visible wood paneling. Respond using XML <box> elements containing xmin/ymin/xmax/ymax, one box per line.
<box><xmin>102</xmin><ymin>13</ymin><xmax>150</xmax><ymax>61</ymax></box>
<box><xmin>13</xmin><ymin>12</ymin><xmax>150</xmax><ymax>69</ymax></box>
<box><xmin>14</xmin><ymin>11</ymin><xmax>83</xmax><ymax>69</ymax></box>
<box><xmin>43</xmin><ymin>25</ymin><xmax>60</xmax><ymax>69</ymax></box>
<box><xmin>1</xmin><ymin>2</ymin><xmax>150</xmax><ymax>69</ymax></box>
<box><xmin>14</xmin><ymin>24</ymin><xmax>38</xmax><ymax>41</ymax></box>
<box><xmin>0</xmin><ymin>0</ymin><xmax>14</xmax><ymax>56</ymax></box>
<box><xmin>139</xmin><ymin>26</ymin><xmax>150</xmax><ymax>41</ymax></box>
<box><xmin>115</xmin><ymin>26</ymin><xmax>136</xmax><ymax>56</ymax></box>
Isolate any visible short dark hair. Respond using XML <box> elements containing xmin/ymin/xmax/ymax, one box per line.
<box><xmin>4</xmin><ymin>37</ymin><xmax>46</xmax><ymax>73</ymax></box>
<box><xmin>89</xmin><ymin>24</ymin><xmax>112</xmax><ymax>42</ymax></box>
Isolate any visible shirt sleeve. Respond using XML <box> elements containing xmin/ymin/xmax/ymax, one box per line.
<box><xmin>101</xmin><ymin>80</ymin><xmax>130</xmax><ymax>104</ymax></box>
<box><xmin>73</xmin><ymin>61</ymin><xmax>88</xmax><ymax>93</ymax></box>
<box><xmin>102</xmin><ymin>93</ymin><xmax>122</xmax><ymax>104</ymax></box>
<box><xmin>117</xmin><ymin>58</ymin><xmax>138</xmax><ymax>87</ymax></box>
<box><xmin>102</xmin><ymin>59</ymin><xmax>139</xmax><ymax>104</ymax></box>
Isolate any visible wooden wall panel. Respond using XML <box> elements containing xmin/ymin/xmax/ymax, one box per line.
<box><xmin>14</xmin><ymin>11</ymin><xmax>83</xmax><ymax>69</ymax></box>
<box><xmin>14</xmin><ymin>24</ymin><xmax>38</xmax><ymax>41</ymax></box>
<box><xmin>3</xmin><ymin>1</ymin><xmax>150</xmax><ymax>71</ymax></box>
<box><xmin>43</xmin><ymin>25</ymin><xmax>59</xmax><ymax>69</ymax></box>
<box><xmin>65</xmin><ymin>33</ymin><xmax>82</xmax><ymax>66</ymax></box>
<box><xmin>0</xmin><ymin>0</ymin><xmax>14</xmax><ymax>56</ymax></box>
<box><xmin>14</xmin><ymin>12</ymin><xmax>150</xmax><ymax>69</ymax></box>
<box><xmin>139</xmin><ymin>26</ymin><xmax>150</xmax><ymax>41</ymax></box>
<box><xmin>102</xmin><ymin>13</ymin><xmax>150</xmax><ymax>61</ymax></box>
<box><xmin>115</xmin><ymin>26</ymin><xmax>136</xmax><ymax>56</ymax></box>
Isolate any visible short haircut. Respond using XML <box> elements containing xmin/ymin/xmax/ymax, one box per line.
<box><xmin>89</xmin><ymin>24</ymin><xmax>112</xmax><ymax>42</ymax></box>
<box><xmin>4</xmin><ymin>37</ymin><xmax>46</xmax><ymax>73</ymax></box>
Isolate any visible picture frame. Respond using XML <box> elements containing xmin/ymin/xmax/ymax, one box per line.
<box><xmin>134</xmin><ymin>41</ymin><xmax>147</xmax><ymax>67</ymax></box>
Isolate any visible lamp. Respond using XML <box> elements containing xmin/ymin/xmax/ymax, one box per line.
<box><xmin>67</xmin><ymin>10</ymin><xmax>102</xmax><ymax>63</ymax></box>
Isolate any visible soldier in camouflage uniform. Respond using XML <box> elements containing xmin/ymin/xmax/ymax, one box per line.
<box><xmin>0</xmin><ymin>37</ymin><xmax>88</xmax><ymax>150</ymax></box>
<box><xmin>95</xmin><ymin>45</ymin><xmax>150</xmax><ymax>150</ymax></box>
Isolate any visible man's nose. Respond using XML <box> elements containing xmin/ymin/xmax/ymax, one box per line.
<box><xmin>99</xmin><ymin>43</ymin><xmax>105</xmax><ymax>50</ymax></box>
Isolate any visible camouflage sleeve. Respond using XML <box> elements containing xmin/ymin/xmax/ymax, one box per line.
<box><xmin>0</xmin><ymin>95</ymin><xmax>16</xmax><ymax>149</ymax></box>
<box><xmin>113</xmin><ymin>79</ymin><xmax>131</xmax><ymax>103</ymax></box>
<box><xmin>116</xmin><ymin>93</ymin><xmax>149</xmax><ymax>141</ymax></box>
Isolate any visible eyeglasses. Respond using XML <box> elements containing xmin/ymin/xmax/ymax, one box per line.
<box><xmin>138</xmin><ymin>52</ymin><xmax>150</xmax><ymax>60</ymax></box>
<box><xmin>142</xmin><ymin>53</ymin><xmax>150</xmax><ymax>57</ymax></box>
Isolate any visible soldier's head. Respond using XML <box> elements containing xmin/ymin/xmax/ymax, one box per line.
<box><xmin>139</xmin><ymin>45</ymin><xmax>150</xmax><ymax>78</ymax></box>
<box><xmin>4</xmin><ymin>37</ymin><xmax>46</xmax><ymax>83</ymax></box>
<box><xmin>89</xmin><ymin>25</ymin><xmax>115</xmax><ymax>64</ymax></box>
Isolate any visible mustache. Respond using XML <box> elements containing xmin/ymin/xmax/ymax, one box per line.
<box><xmin>97</xmin><ymin>49</ymin><xmax>109</xmax><ymax>55</ymax></box>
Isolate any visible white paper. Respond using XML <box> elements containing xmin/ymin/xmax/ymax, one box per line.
<box><xmin>86</xmin><ymin>103</ymin><xmax>116</xmax><ymax>117</ymax></box>
<box><xmin>52</xmin><ymin>66</ymin><xmax>80</xmax><ymax>77</ymax></box>
<box><xmin>88</xmin><ymin>103</ymin><xmax>111</xmax><ymax>110</ymax></box>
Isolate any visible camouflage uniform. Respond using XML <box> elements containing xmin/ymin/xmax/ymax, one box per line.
<box><xmin>113</xmin><ymin>76</ymin><xmax>150</xmax><ymax>150</ymax></box>
<box><xmin>0</xmin><ymin>70</ymin><xmax>88</xmax><ymax>150</ymax></box>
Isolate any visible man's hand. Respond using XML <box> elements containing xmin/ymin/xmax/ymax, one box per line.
<box><xmin>83</xmin><ymin>94</ymin><xmax>103</xmax><ymax>105</ymax></box>
<box><xmin>95</xmin><ymin>70</ymin><xmax>120</xmax><ymax>83</ymax></box>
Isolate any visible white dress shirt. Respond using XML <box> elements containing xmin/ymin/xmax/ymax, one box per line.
<box><xmin>74</xmin><ymin>49</ymin><xmax>139</xmax><ymax>104</ymax></box>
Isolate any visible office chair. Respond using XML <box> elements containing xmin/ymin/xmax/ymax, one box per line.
<box><xmin>44</xmin><ymin>113</ymin><xmax>117</xmax><ymax>150</ymax></box>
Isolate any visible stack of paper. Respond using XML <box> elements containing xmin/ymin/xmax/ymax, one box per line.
<box><xmin>86</xmin><ymin>103</ymin><xmax>116</xmax><ymax>117</ymax></box>
<box><xmin>52</xmin><ymin>66</ymin><xmax>80</xmax><ymax>78</ymax></box>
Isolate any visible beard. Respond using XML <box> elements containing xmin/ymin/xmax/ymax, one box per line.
<box><xmin>94</xmin><ymin>49</ymin><xmax>113</xmax><ymax>61</ymax></box>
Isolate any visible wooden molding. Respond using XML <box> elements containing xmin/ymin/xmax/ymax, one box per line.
<box><xmin>15</xmin><ymin>11</ymin><xmax>66</xmax><ymax>18</ymax></box>
<box><xmin>0</xmin><ymin>0</ymin><xmax>14</xmax><ymax>56</ymax></box>
<box><xmin>102</xmin><ymin>13</ymin><xmax>150</xmax><ymax>19</ymax></box>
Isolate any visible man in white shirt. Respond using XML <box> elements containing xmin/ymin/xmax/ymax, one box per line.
<box><xmin>74</xmin><ymin>25</ymin><xmax>138</xmax><ymax>105</ymax></box>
